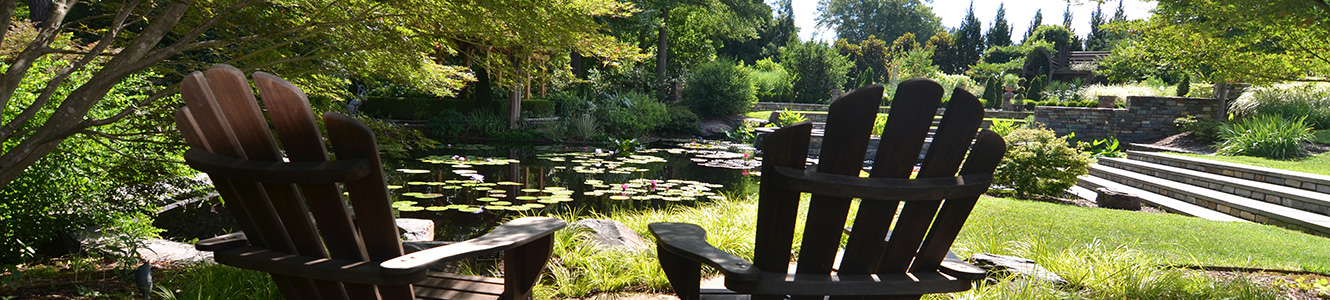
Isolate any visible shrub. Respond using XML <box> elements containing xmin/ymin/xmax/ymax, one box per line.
<box><xmin>993</xmin><ymin>126</ymin><xmax>1092</xmax><ymax>198</ymax></box>
<box><xmin>660</xmin><ymin>104</ymin><xmax>700</xmax><ymax>135</ymax></box>
<box><xmin>683</xmin><ymin>59</ymin><xmax>756</xmax><ymax>118</ymax></box>
<box><xmin>747</xmin><ymin>59</ymin><xmax>794</xmax><ymax>102</ymax></box>
<box><xmin>775</xmin><ymin>109</ymin><xmax>808</xmax><ymax>126</ymax></box>
<box><xmin>1176</xmin><ymin>74</ymin><xmax>1191</xmax><ymax>97</ymax></box>
<box><xmin>1173</xmin><ymin>115</ymin><xmax>1225</xmax><ymax>142</ymax></box>
<box><xmin>780</xmin><ymin>40</ymin><xmax>853</xmax><ymax>103</ymax></box>
<box><xmin>1218</xmin><ymin>115</ymin><xmax>1311</xmax><ymax>159</ymax></box>
<box><xmin>983</xmin><ymin>45</ymin><xmax>1029</xmax><ymax>64</ymax></box>
<box><xmin>1229</xmin><ymin>83</ymin><xmax>1330</xmax><ymax>130</ymax></box>
<box><xmin>594</xmin><ymin>91</ymin><xmax>670</xmax><ymax>138</ymax></box>
<box><xmin>1025</xmin><ymin>75</ymin><xmax>1048</xmax><ymax>101</ymax></box>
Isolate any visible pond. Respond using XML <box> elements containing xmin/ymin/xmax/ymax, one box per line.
<box><xmin>381</xmin><ymin>140</ymin><xmax>762</xmax><ymax>241</ymax></box>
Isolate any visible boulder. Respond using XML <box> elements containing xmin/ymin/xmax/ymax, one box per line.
<box><xmin>396</xmin><ymin>218</ymin><xmax>435</xmax><ymax>242</ymax></box>
<box><xmin>138</xmin><ymin>238</ymin><xmax>213</xmax><ymax>264</ymax></box>
<box><xmin>970</xmin><ymin>253</ymin><xmax>1068</xmax><ymax>286</ymax></box>
<box><xmin>1095</xmin><ymin>188</ymin><xmax>1143</xmax><ymax>210</ymax></box>
<box><xmin>571</xmin><ymin>219</ymin><xmax>649</xmax><ymax>252</ymax></box>
<box><xmin>699</xmin><ymin>120</ymin><xmax>734</xmax><ymax>137</ymax></box>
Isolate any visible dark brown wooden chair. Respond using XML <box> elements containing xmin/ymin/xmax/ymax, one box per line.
<box><xmin>649</xmin><ymin>79</ymin><xmax>1006</xmax><ymax>300</ymax></box>
<box><xmin>175</xmin><ymin>64</ymin><xmax>566</xmax><ymax>300</ymax></box>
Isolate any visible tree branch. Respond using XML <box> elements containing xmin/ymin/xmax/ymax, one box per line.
<box><xmin>0</xmin><ymin>0</ymin><xmax>74</xmax><ymax>136</ymax></box>
<box><xmin>0</xmin><ymin>0</ymin><xmax>141</xmax><ymax>141</ymax></box>
<box><xmin>85</xmin><ymin>135</ymin><xmax>184</xmax><ymax>164</ymax></box>
<box><xmin>78</xmin><ymin>129</ymin><xmax>181</xmax><ymax>146</ymax></box>
<box><xmin>0</xmin><ymin>0</ymin><xmax>18</xmax><ymax>51</ymax></box>
<box><xmin>80</xmin><ymin>84</ymin><xmax>177</xmax><ymax>128</ymax></box>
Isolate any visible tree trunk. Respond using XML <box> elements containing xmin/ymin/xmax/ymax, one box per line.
<box><xmin>509</xmin><ymin>54</ymin><xmax>522</xmax><ymax>130</ymax></box>
<box><xmin>655</xmin><ymin>8</ymin><xmax>669</xmax><ymax>83</ymax></box>
<box><xmin>570</xmin><ymin>50</ymin><xmax>584</xmax><ymax>79</ymax></box>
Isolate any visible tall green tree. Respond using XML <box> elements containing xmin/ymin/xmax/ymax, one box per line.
<box><xmin>835</xmin><ymin>36</ymin><xmax>889</xmax><ymax>86</ymax></box>
<box><xmin>1024</xmin><ymin>9</ymin><xmax>1043</xmax><ymax>42</ymax></box>
<box><xmin>927</xmin><ymin>31</ymin><xmax>963</xmax><ymax>74</ymax></box>
<box><xmin>985</xmin><ymin>3</ymin><xmax>1012</xmax><ymax>48</ymax></box>
<box><xmin>1086</xmin><ymin>2</ymin><xmax>1109</xmax><ymax>50</ymax></box>
<box><xmin>816</xmin><ymin>0</ymin><xmax>942</xmax><ymax>45</ymax></box>
<box><xmin>1120</xmin><ymin>0</ymin><xmax>1330</xmax><ymax>83</ymax></box>
<box><xmin>953</xmin><ymin>1</ymin><xmax>985</xmax><ymax>72</ymax></box>
<box><xmin>1062</xmin><ymin>3</ymin><xmax>1074</xmax><ymax>28</ymax></box>
<box><xmin>719</xmin><ymin>0</ymin><xmax>796</xmax><ymax>63</ymax></box>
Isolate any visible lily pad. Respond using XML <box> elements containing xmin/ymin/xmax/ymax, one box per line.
<box><xmin>397</xmin><ymin>169</ymin><xmax>430</xmax><ymax>174</ymax></box>
<box><xmin>458</xmin><ymin>207</ymin><xmax>482</xmax><ymax>213</ymax></box>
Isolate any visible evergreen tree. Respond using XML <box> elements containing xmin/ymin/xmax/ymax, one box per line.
<box><xmin>1024</xmin><ymin>9</ymin><xmax>1043</xmax><ymax>42</ymax></box>
<box><xmin>1087</xmin><ymin>2</ymin><xmax>1108</xmax><ymax>50</ymax></box>
<box><xmin>986</xmin><ymin>3</ymin><xmax>1013</xmax><ymax>48</ymax></box>
<box><xmin>1062</xmin><ymin>3</ymin><xmax>1074</xmax><ymax>29</ymax></box>
<box><xmin>1176</xmin><ymin>73</ymin><xmax>1191</xmax><ymax>97</ymax></box>
<box><xmin>954</xmin><ymin>1</ymin><xmax>985</xmax><ymax>72</ymax></box>
<box><xmin>1113</xmin><ymin>0</ymin><xmax>1128</xmax><ymax>23</ymax></box>
<box><xmin>927</xmin><ymin>31</ymin><xmax>963</xmax><ymax>74</ymax></box>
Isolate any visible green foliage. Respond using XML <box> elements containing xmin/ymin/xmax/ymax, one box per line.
<box><xmin>364</xmin><ymin>97</ymin><xmax>553</xmax><ymax>120</ymax></box>
<box><xmin>953</xmin><ymin>2</ymin><xmax>985</xmax><ymax>72</ymax></box>
<box><xmin>1023</xmin><ymin>45</ymin><xmax>1054</xmax><ymax>75</ymax></box>
<box><xmin>745</xmin><ymin>59</ymin><xmax>794</xmax><ymax>102</ymax></box>
<box><xmin>1218</xmin><ymin>115</ymin><xmax>1312</xmax><ymax>159</ymax></box>
<box><xmin>815</xmin><ymin>0</ymin><xmax>943</xmax><ymax>44</ymax></box>
<box><xmin>775</xmin><ymin>109</ymin><xmax>808</xmax><ymax>126</ymax></box>
<box><xmin>779</xmin><ymin>40</ymin><xmax>853</xmax><ymax>103</ymax></box>
<box><xmin>993</xmin><ymin>126</ymin><xmax>1091</xmax><ymax>198</ymax></box>
<box><xmin>1025</xmin><ymin>75</ymin><xmax>1049</xmax><ymax>101</ymax></box>
<box><xmin>682</xmin><ymin>60</ymin><xmax>755</xmax><ymax>118</ymax></box>
<box><xmin>594</xmin><ymin>92</ymin><xmax>670</xmax><ymax>138</ymax></box>
<box><xmin>1081</xmin><ymin>137</ymin><xmax>1126</xmax><ymax>158</ymax></box>
<box><xmin>155</xmin><ymin>264</ymin><xmax>282</xmax><ymax>300</ymax></box>
<box><xmin>927</xmin><ymin>31</ymin><xmax>964</xmax><ymax>74</ymax></box>
<box><xmin>982</xmin><ymin>46</ymin><xmax>1028</xmax><ymax>64</ymax></box>
<box><xmin>982</xmin><ymin>79</ymin><xmax>1003</xmax><ymax>109</ymax></box>
<box><xmin>984</xmin><ymin>3</ymin><xmax>1012</xmax><ymax>48</ymax></box>
<box><xmin>1025</xmin><ymin>25</ymin><xmax>1076</xmax><ymax>55</ymax></box>
<box><xmin>835</xmin><ymin>36</ymin><xmax>890</xmax><ymax>86</ymax></box>
<box><xmin>660</xmin><ymin>105</ymin><xmax>701</xmax><ymax>136</ymax></box>
<box><xmin>1176</xmin><ymin>74</ymin><xmax>1191</xmax><ymax>97</ymax></box>
<box><xmin>987</xmin><ymin>118</ymin><xmax>1023</xmax><ymax>136</ymax></box>
<box><xmin>1122</xmin><ymin>0</ymin><xmax>1330</xmax><ymax>84</ymax></box>
<box><xmin>1173</xmin><ymin>115</ymin><xmax>1226</xmax><ymax>143</ymax></box>
<box><xmin>1</xmin><ymin>57</ymin><xmax>189</xmax><ymax>264</ymax></box>
<box><xmin>1097</xmin><ymin>41</ymin><xmax>1184</xmax><ymax>84</ymax></box>
<box><xmin>1229</xmin><ymin>83</ymin><xmax>1330</xmax><ymax>130</ymax></box>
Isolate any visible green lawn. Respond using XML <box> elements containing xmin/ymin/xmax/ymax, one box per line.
<box><xmin>1165</xmin><ymin>151</ymin><xmax>1330</xmax><ymax>177</ymax></box>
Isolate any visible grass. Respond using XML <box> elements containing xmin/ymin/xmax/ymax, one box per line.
<box><xmin>41</xmin><ymin>194</ymin><xmax>1330</xmax><ymax>299</ymax></box>
<box><xmin>1165</xmin><ymin>151</ymin><xmax>1330</xmax><ymax>177</ymax></box>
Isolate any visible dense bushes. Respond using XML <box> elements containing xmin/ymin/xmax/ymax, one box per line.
<box><xmin>594</xmin><ymin>91</ymin><xmax>670</xmax><ymax>138</ymax></box>
<box><xmin>682</xmin><ymin>60</ymin><xmax>756</xmax><ymax>118</ymax></box>
<box><xmin>993</xmin><ymin>126</ymin><xmax>1092</xmax><ymax>198</ymax></box>
<box><xmin>364</xmin><ymin>97</ymin><xmax>553</xmax><ymax>119</ymax></box>
<box><xmin>1217</xmin><ymin>115</ymin><xmax>1312</xmax><ymax>159</ymax></box>
<box><xmin>780</xmin><ymin>40</ymin><xmax>853</xmax><ymax>103</ymax></box>
<box><xmin>746</xmin><ymin>59</ymin><xmax>794</xmax><ymax>102</ymax></box>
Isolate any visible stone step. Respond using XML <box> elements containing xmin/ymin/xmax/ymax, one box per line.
<box><xmin>1075</xmin><ymin>175</ymin><xmax>1247</xmax><ymax>222</ymax></box>
<box><xmin>1099</xmin><ymin>157</ymin><xmax>1330</xmax><ymax>216</ymax></box>
<box><xmin>1088</xmin><ymin>164</ymin><xmax>1330</xmax><ymax>235</ymax></box>
<box><xmin>1127</xmin><ymin>151</ymin><xmax>1330</xmax><ymax>195</ymax></box>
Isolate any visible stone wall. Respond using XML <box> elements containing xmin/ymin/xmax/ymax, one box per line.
<box><xmin>1034</xmin><ymin>96</ymin><xmax>1224</xmax><ymax>142</ymax></box>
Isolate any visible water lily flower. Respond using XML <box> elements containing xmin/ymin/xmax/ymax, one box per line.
<box><xmin>469</xmin><ymin>174</ymin><xmax>485</xmax><ymax>182</ymax></box>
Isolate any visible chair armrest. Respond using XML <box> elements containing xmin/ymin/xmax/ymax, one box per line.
<box><xmin>648</xmin><ymin>222</ymin><xmax>759</xmax><ymax>281</ymax></box>
<box><xmin>939</xmin><ymin>252</ymin><xmax>986</xmax><ymax>280</ymax></box>
<box><xmin>212</xmin><ymin>246</ymin><xmax>425</xmax><ymax>285</ymax></box>
<box><xmin>196</xmin><ymin>232</ymin><xmax>248</xmax><ymax>251</ymax></box>
<box><xmin>380</xmin><ymin>217</ymin><xmax>567</xmax><ymax>274</ymax></box>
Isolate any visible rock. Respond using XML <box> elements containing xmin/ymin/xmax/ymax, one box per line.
<box><xmin>1096</xmin><ymin>188</ymin><xmax>1143</xmax><ymax>210</ymax></box>
<box><xmin>571</xmin><ymin>219</ymin><xmax>649</xmax><ymax>252</ymax></box>
<box><xmin>396</xmin><ymin>218</ymin><xmax>434</xmax><ymax>242</ymax></box>
<box><xmin>699</xmin><ymin>121</ymin><xmax>734</xmax><ymax>136</ymax></box>
<box><xmin>138</xmin><ymin>239</ymin><xmax>213</xmax><ymax>264</ymax></box>
<box><xmin>970</xmin><ymin>253</ymin><xmax>1068</xmax><ymax>286</ymax></box>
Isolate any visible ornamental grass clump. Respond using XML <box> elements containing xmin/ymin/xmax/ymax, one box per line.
<box><xmin>1218</xmin><ymin>115</ymin><xmax>1312</xmax><ymax>159</ymax></box>
<box><xmin>1230</xmin><ymin>82</ymin><xmax>1330</xmax><ymax>130</ymax></box>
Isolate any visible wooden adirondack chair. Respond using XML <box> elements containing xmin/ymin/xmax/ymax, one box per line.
<box><xmin>175</xmin><ymin>64</ymin><xmax>566</xmax><ymax>300</ymax></box>
<box><xmin>649</xmin><ymin>79</ymin><xmax>1007</xmax><ymax>299</ymax></box>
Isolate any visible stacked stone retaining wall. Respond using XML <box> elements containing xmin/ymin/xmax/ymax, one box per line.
<box><xmin>1034</xmin><ymin>96</ymin><xmax>1224</xmax><ymax>142</ymax></box>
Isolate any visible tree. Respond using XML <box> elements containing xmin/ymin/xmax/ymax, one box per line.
<box><xmin>835</xmin><ymin>36</ymin><xmax>889</xmax><ymax>86</ymax></box>
<box><xmin>719</xmin><ymin>0</ymin><xmax>796</xmax><ymax>63</ymax></box>
<box><xmin>1086</xmin><ymin>2</ymin><xmax>1108</xmax><ymax>50</ymax></box>
<box><xmin>927</xmin><ymin>31</ymin><xmax>963</xmax><ymax>74</ymax></box>
<box><xmin>1122</xmin><ymin>0</ymin><xmax>1330</xmax><ymax>83</ymax></box>
<box><xmin>1062</xmin><ymin>3</ymin><xmax>1073</xmax><ymax>29</ymax></box>
<box><xmin>816</xmin><ymin>0</ymin><xmax>942</xmax><ymax>45</ymax></box>
<box><xmin>780</xmin><ymin>40</ymin><xmax>852</xmax><ymax>103</ymax></box>
<box><xmin>1024</xmin><ymin>9</ymin><xmax>1043</xmax><ymax>42</ymax></box>
<box><xmin>953</xmin><ymin>1</ymin><xmax>985</xmax><ymax>72</ymax></box>
<box><xmin>985</xmin><ymin>3</ymin><xmax>1012</xmax><ymax>48</ymax></box>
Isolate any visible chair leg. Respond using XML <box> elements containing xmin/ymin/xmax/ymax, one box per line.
<box><xmin>501</xmin><ymin>234</ymin><xmax>555</xmax><ymax>300</ymax></box>
<box><xmin>657</xmin><ymin>244</ymin><xmax>701</xmax><ymax>300</ymax></box>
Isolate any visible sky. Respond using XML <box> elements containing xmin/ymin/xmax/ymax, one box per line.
<box><xmin>791</xmin><ymin>0</ymin><xmax>1158</xmax><ymax>42</ymax></box>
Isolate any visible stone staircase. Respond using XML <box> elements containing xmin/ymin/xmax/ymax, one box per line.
<box><xmin>1074</xmin><ymin>151</ymin><xmax>1330</xmax><ymax>236</ymax></box>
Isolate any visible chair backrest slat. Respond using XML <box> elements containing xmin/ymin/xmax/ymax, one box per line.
<box><xmin>838</xmin><ymin>80</ymin><xmax>943</xmax><ymax>275</ymax></box>
<box><xmin>179</xmin><ymin>71</ymin><xmax>331</xmax><ymax>299</ymax></box>
<box><xmin>911</xmin><ymin>130</ymin><xmax>1005</xmax><ymax>272</ymax></box>
<box><xmin>793</xmin><ymin>85</ymin><xmax>883</xmax><ymax>277</ymax></box>
<box><xmin>252</xmin><ymin>72</ymin><xmax>384</xmax><ymax>299</ymax></box>
<box><xmin>876</xmin><ymin>86</ymin><xmax>984</xmax><ymax>274</ymax></box>
<box><xmin>326</xmin><ymin>113</ymin><xmax>416</xmax><ymax>299</ymax></box>
<box><xmin>752</xmin><ymin>123</ymin><xmax>811</xmax><ymax>273</ymax></box>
